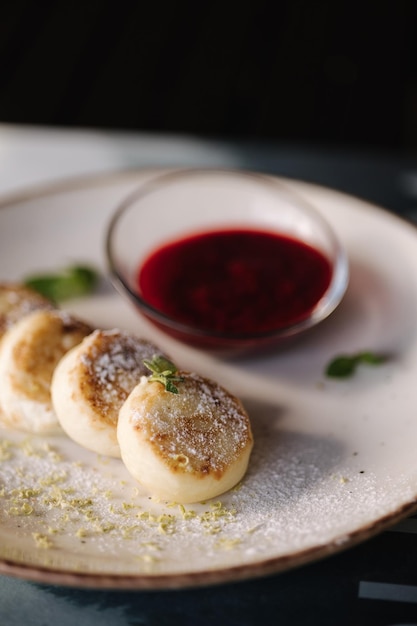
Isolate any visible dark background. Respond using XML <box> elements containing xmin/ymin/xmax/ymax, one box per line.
<box><xmin>0</xmin><ymin>1</ymin><xmax>417</xmax><ymax>153</ymax></box>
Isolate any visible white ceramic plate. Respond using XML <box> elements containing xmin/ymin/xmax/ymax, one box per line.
<box><xmin>1</xmin><ymin>169</ymin><xmax>417</xmax><ymax>590</ymax></box>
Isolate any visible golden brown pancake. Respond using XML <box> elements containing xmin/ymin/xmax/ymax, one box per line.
<box><xmin>117</xmin><ymin>371</ymin><xmax>253</xmax><ymax>503</ymax></box>
<box><xmin>51</xmin><ymin>329</ymin><xmax>167</xmax><ymax>457</ymax></box>
<box><xmin>0</xmin><ymin>309</ymin><xmax>92</xmax><ymax>433</ymax></box>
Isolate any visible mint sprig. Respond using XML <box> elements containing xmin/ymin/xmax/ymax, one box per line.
<box><xmin>325</xmin><ymin>351</ymin><xmax>386</xmax><ymax>378</ymax></box>
<box><xmin>24</xmin><ymin>265</ymin><xmax>99</xmax><ymax>302</ymax></box>
<box><xmin>143</xmin><ymin>355</ymin><xmax>184</xmax><ymax>394</ymax></box>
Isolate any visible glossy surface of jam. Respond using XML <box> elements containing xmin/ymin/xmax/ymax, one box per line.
<box><xmin>137</xmin><ymin>229</ymin><xmax>332</xmax><ymax>335</ymax></box>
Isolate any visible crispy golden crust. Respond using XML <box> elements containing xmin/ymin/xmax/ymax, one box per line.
<box><xmin>0</xmin><ymin>283</ymin><xmax>54</xmax><ymax>339</ymax></box>
<box><xmin>9</xmin><ymin>312</ymin><xmax>91</xmax><ymax>404</ymax></box>
<box><xmin>51</xmin><ymin>329</ymin><xmax>167</xmax><ymax>457</ymax></box>
<box><xmin>68</xmin><ymin>329</ymin><xmax>165</xmax><ymax>426</ymax></box>
<box><xmin>0</xmin><ymin>310</ymin><xmax>92</xmax><ymax>433</ymax></box>
<box><xmin>125</xmin><ymin>371</ymin><xmax>253</xmax><ymax>480</ymax></box>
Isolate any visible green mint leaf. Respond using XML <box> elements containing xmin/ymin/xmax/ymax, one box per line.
<box><xmin>325</xmin><ymin>351</ymin><xmax>387</xmax><ymax>378</ymax></box>
<box><xmin>165</xmin><ymin>379</ymin><xmax>181</xmax><ymax>394</ymax></box>
<box><xmin>143</xmin><ymin>355</ymin><xmax>178</xmax><ymax>376</ymax></box>
<box><xmin>24</xmin><ymin>265</ymin><xmax>99</xmax><ymax>302</ymax></box>
<box><xmin>143</xmin><ymin>355</ymin><xmax>184</xmax><ymax>394</ymax></box>
<box><xmin>326</xmin><ymin>356</ymin><xmax>358</xmax><ymax>378</ymax></box>
<box><xmin>357</xmin><ymin>351</ymin><xmax>386</xmax><ymax>365</ymax></box>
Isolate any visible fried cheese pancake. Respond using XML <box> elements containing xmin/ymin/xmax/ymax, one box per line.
<box><xmin>51</xmin><ymin>329</ymin><xmax>165</xmax><ymax>457</ymax></box>
<box><xmin>0</xmin><ymin>309</ymin><xmax>92</xmax><ymax>433</ymax></box>
<box><xmin>0</xmin><ymin>283</ymin><xmax>54</xmax><ymax>342</ymax></box>
<box><xmin>117</xmin><ymin>371</ymin><xmax>254</xmax><ymax>503</ymax></box>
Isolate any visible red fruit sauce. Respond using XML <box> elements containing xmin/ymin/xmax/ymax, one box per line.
<box><xmin>137</xmin><ymin>229</ymin><xmax>332</xmax><ymax>336</ymax></box>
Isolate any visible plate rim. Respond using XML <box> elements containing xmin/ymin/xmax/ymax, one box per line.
<box><xmin>1</xmin><ymin>497</ymin><xmax>416</xmax><ymax>590</ymax></box>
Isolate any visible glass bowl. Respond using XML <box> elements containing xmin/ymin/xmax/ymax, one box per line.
<box><xmin>105</xmin><ymin>169</ymin><xmax>349</xmax><ymax>354</ymax></box>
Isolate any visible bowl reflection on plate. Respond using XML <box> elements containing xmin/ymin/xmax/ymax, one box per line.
<box><xmin>105</xmin><ymin>168</ymin><xmax>349</xmax><ymax>354</ymax></box>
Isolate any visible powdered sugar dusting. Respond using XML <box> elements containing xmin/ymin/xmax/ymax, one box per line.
<box><xmin>0</xmin><ymin>417</ymin><xmax>413</xmax><ymax>579</ymax></box>
<box><xmin>134</xmin><ymin>371</ymin><xmax>252</xmax><ymax>474</ymax></box>
<box><xmin>78</xmin><ymin>329</ymin><xmax>163</xmax><ymax>415</ymax></box>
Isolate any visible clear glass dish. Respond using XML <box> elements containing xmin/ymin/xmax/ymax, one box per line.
<box><xmin>105</xmin><ymin>168</ymin><xmax>349</xmax><ymax>354</ymax></box>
